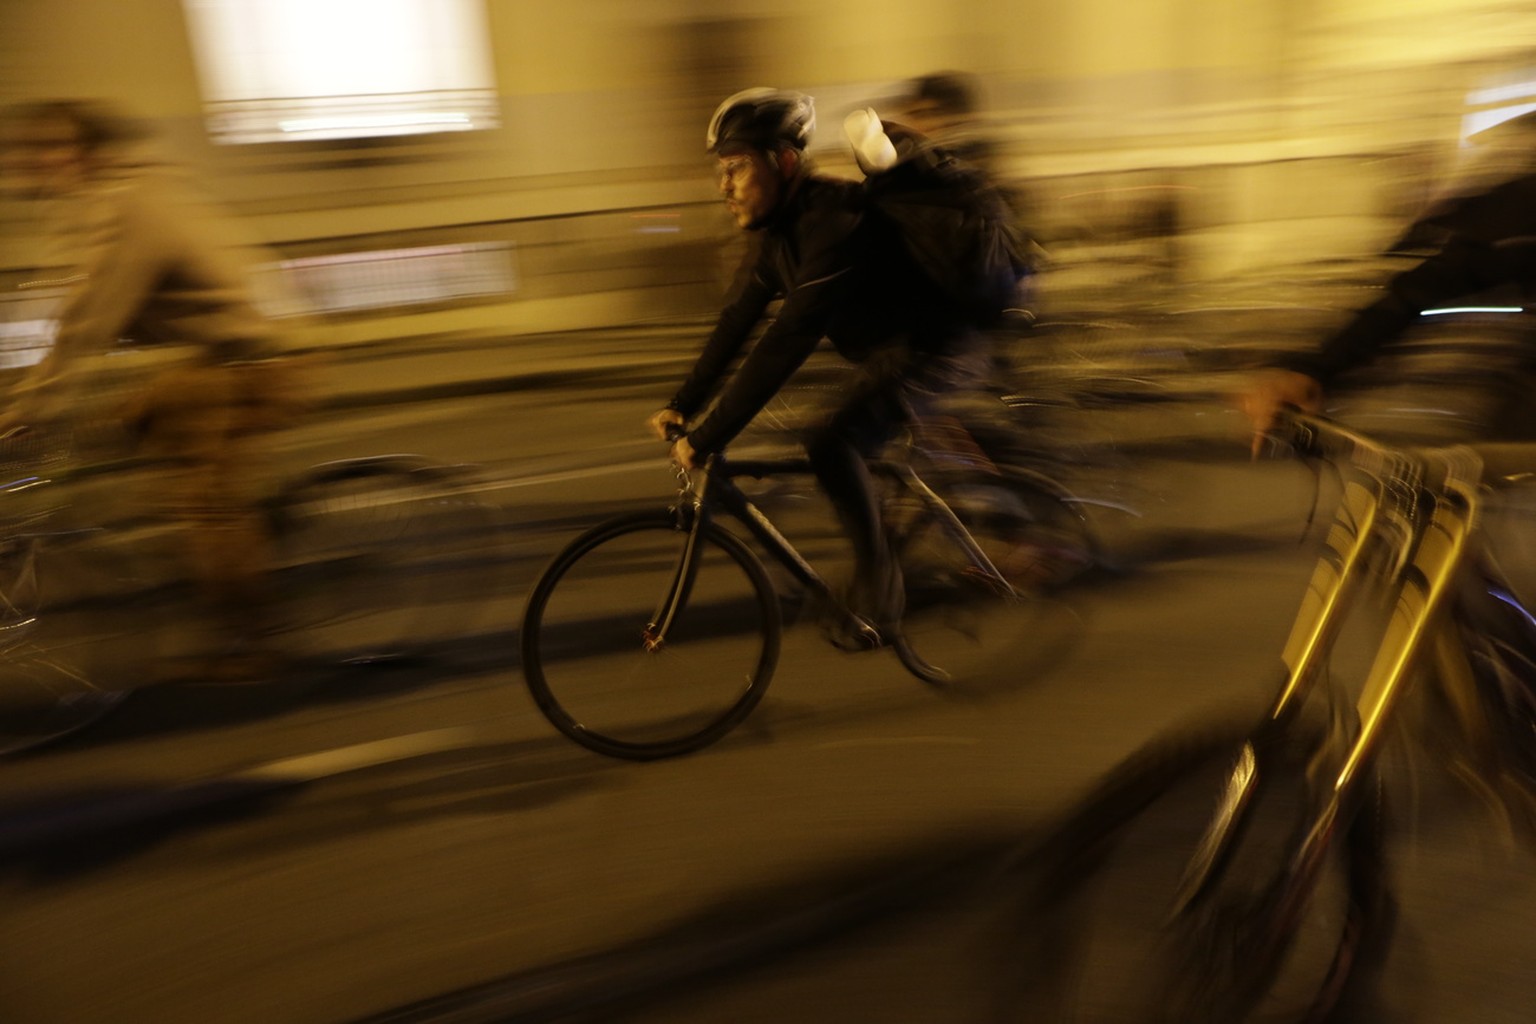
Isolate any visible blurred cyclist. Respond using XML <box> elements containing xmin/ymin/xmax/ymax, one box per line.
<box><xmin>2</xmin><ymin>99</ymin><xmax>311</xmax><ymax>677</ymax></box>
<box><xmin>1241</xmin><ymin>125</ymin><xmax>1536</xmax><ymax>453</ymax></box>
<box><xmin>648</xmin><ymin>87</ymin><xmax>992</xmax><ymax>649</ymax></box>
<box><xmin>901</xmin><ymin>74</ymin><xmax>1034</xmax><ymax>221</ymax></box>
<box><xmin>894</xmin><ymin>71</ymin><xmax>999</xmax><ymax>174</ymax></box>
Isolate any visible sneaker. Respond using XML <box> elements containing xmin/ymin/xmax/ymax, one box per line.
<box><xmin>821</xmin><ymin>611</ymin><xmax>887</xmax><ymax>653</ymax></box>
<box><xmin>823</xmin><ymin>568</ymin><xmax>905</xmax><ymax>652</ymax></box>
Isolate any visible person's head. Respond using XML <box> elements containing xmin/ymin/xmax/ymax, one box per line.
<box><xmin>898</xmin><ymin>71</ymin><xmax>979</xmax><ymax>137</ymax></box>
<box><xmin>706</xmin><ymin>88</ymin><xmax>815</xmax><ymax>230</ymax></box>
<box><xmin>3</xmin><ymin>99</ymin><xmax>144</xmax><ymax>199</ymax></box>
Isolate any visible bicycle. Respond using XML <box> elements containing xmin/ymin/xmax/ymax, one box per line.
<box><xmin>519</xmin><ymin>409</ymin><xmax>1099</xmax><ymax>761</ymax></box>
<box><xmin>730</xmin><ymin>369</ymin><xmax>1136</xmax><ymax>532</ymax></box>
<box><xmin>0</xmin><ymin>424</ymin><xmax>509</xmax><ymax>755</ymax></box>
<box><xmin>1016</xmin><ymin>409</ymin><xmax>1536</xmax><ymax>1022</ymax></box>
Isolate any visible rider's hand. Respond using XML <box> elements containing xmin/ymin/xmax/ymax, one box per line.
<box><xmin>648</xmin><ymin>408</ymin><xmax>685</xmax><ymax>442</ymax></box>
<box><xmin>670</xmin><ymin>435</ymin><xmax>699</xmax><ymax>471</ymax></box>
<box><xmin>1238</xmin><ymin>370</ymin><xmax>1323</xmax><ymax>459</ymax></box>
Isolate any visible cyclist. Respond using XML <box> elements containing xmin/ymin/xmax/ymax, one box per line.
<box><xmin>648</xmin><ymin>87</ymin><xmax>992</xmax><ymax>648</ymax></box>
<box><xmin>892</xmin><ymin>71</ymin><xmax>1006</xmax><ymax>184</ymax></box>
<box><xmin>1241</xmin><ymin>132</ymin><xmax>1536</xmax><ymax>449</ymax></box>
<box><xmin>2</xmin><ymin>99</ymin><xmax>311</xmax><ymax>678</ymax></box>
<box><xmin>892</xmin><ymin>70</ymin><xmax>1039</xmax><ymax>287</ymax></box>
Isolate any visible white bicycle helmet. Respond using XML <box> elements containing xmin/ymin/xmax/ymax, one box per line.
<box><xmin>707</xmin><ymin>88</ymin><xmax>816</xmax><ymax>153</ymax></box>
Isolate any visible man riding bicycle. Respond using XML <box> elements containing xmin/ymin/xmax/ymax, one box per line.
<box><xmin>2</xmin><ymin>99</ymin><xmax>310</xmax><ymax>679</ymax></box>
<box><xmin>1242</xmin><ymin>129</ymin><xmax>1536</xmax><ymax>444</ymax></box>
<box><xmin>649</xmin><ymin>88</ymin><xmax>993</xmax><ymax>649</ymax></box>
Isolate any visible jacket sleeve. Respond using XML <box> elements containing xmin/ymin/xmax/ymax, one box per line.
<box><xmin>12</xmin><ymin>183</ymin><xmax>161</xmax><ymax>408</ymax></box>
<box><xmin>668</xmin><ymin>243</ymin><xmax>776</xmax><ymax>418</ymax></box>
<box><xmin>1276</xmin><ymin>236</ymin><xmax>1520</xmax><ymax>383</ymax></box>
<box><xmin>687</xmin><ymin>203</ymin><xmax>860</xmax><ymax>453</ymax></box>
<box><xmin>1279</xmin><ymin>176</ymin><xmax>1536</xmax><ymax>383</ymax></box>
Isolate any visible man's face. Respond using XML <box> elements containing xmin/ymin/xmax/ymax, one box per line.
<box><xmin>716</xmin><ymin>148</ymin><xmax>784</xmax><ymax>230</ymax></box>
<box><xmin>4</xmin><ymin>115</ymin><xmax>86</xmax><ymax>200</ymax></box>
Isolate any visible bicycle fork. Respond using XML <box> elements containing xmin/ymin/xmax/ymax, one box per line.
<box><xmin>643</xmin><ymin>470</ymin><xmax>714</xmax><ymax>654</ymax></box>
<box><xmin>1170</xmin><ymin>472</ymin><xmax>1392</xmax><ymax>915</ymax></box>
<box><xmin>1182</xmin><ymin>463</ymin><xmax>1478</xmax><ymax>945</ymax></box>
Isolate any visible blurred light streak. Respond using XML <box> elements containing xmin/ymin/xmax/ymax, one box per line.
<box><xmin>1463</xmin><ymin>102</ymin><xmax>1536</xmax><ymax>142</ymax></box>
<box><xmin>1420</xmin><ymin>306</ymin><xmax>1523</xmax><ymax>315</ymax></box>
<box><xmin>279</xmin><ymin>113</ymin><xmax>474</xmax><ymax>135</ymax></box>
<box><xmin>632</xmin><ymin>213</ymin><xmax>682</xmax><ymax>235</ymax></box>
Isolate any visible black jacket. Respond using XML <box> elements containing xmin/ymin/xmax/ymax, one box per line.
<box><xmin>670</xmin><ymin>174</ymin><xmax>959</xmax><ymax>454</ymax></box>
<box><xmin>1281</xmin><ymin>171</ymin><xmax>1536</xmax><ymax>383</ymax></box>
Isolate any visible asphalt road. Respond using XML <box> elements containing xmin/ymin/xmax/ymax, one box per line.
<box><xmin>1</xmin><ymin>360</ymin><xmax>1534</xmax><ymax>1023</ymax></box>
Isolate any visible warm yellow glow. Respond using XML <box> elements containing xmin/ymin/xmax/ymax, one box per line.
<box><xmin>181</xmin><ymin>0</ymin><xmax>498</xmax><ymax>143</ymax></box>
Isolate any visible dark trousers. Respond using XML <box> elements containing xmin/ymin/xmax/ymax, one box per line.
<box><xmin>803</xmin><ymin>335</ymin><xmax>990</xmax><ymax>624</ymax></box>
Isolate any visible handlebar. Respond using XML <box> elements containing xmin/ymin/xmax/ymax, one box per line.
<box><xmin>1268</xmin><ymin>408</ymin><xmax>1407</xmax><ymax>479</ymax></box>
<box><xmin>1270</xmin><ymin>408</ymin><xmax>1536</xmax><ymax>490</ymax></box>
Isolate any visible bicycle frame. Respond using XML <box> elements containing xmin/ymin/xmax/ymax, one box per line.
<box><xmin>642</xmin><ymin>452</ymin><xmax>1018</xmax><ymax>650</ymax></box>
<box><xmin>1175</xmin><ymin>416</ymin><xmax>1485</xmax><ymax>917</ymax></box>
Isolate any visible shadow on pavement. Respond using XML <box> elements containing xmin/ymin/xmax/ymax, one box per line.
<box><xmin>0</xmin><ymin>736</ymin><xmax>613</xmax><ymax>880</ymax></box>
<box><xmin>345</xmin><ymin>824</ymin><xmax>1043</xmax><ymax>1024</ymax></box>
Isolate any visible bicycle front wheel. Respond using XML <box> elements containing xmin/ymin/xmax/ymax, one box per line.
<box><xmin>521</xmin><ymin>511</ymin><xmax>782</xmax><ymax>760</ymax></box>
<box><xmin>1017</xmin><ymin>717</ymin><xmax>1390</xmax><ymax>1024</ymax></box>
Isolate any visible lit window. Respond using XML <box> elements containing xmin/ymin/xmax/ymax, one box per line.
<box><xmin>266</xmin><ymin>243</ymin><xmax>518</xmax><ymax>315</ymax></box>
<box><xmin>1462</xmin><ymin>74</ymin><xmax>1536</xmax><ymax>144</ymax></box>
<box><xmin>180</xmin><ymin>0</ymin><xmax>500</xmax><ymax>145</ymax></box>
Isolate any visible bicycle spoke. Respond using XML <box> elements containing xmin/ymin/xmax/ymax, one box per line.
<box><xmin>522</xmin><ymin>512</ymin><xmax>780</xmax><ymax>759</ymax></box>
<box><xmin>893</xmin><ymin>478</ymin><xmax>1093</xmax><ymax>689</ymax></box>
<box><xmin>270</xmin><ymin>460</ymin><xmax>509</xmax><ymax>667</ymax></box>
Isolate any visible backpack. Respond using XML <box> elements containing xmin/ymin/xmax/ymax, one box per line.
<box><xmin>862</xmin><ymin>142</ymin><xmax>1031</xmax><ymax>327</ymax></box>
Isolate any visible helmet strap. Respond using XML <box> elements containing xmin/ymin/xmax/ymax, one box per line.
<box><xmin>774</xmin><ymin>146</ymin><xmax>805</xmax><ymax>181</ymax></box>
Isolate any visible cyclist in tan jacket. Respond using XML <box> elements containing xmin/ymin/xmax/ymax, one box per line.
<box><xmin>4</xmin><ymin>99</ymin><xmax>311</xmax><ymax>678</ymax></box>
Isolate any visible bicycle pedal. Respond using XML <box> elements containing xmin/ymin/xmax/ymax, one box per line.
<box><xmin>822</xmin><ymin>615</ymin><xmax>887</xmax><ymax>653</ymax></box>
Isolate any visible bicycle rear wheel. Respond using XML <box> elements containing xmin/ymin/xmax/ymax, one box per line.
<box><xmin>1019</xmin><ymin>717</ymin><xmax>1390</xmax><ymax>1024</ymax></box>
<box><xmin>0</xmin><ymin>537</ymin><xmax>145</xmax><ymax>753</ymax></box>
<box><xmin>0</xmin><ymin>657</ymin><xmax>127</xmax><ymax>755</ymax></box>
<box><xmin>266</xmin><ymin>457</ymin><xmax>509</xmax><ymax>668</ymax></box>
<box><xmin>0</xmin><ymin>430</ymin><xmax>144</xmax><ymax>752</ymax></box>
<box><xmin>891</xmin><ymin>473</ymin><xmax>1096</xmax><ymax>687</ymax></box>
<box><xmin>521</xmin><ymin>510</ymin><xmax>781</xmax><ymax>760</ymax></box>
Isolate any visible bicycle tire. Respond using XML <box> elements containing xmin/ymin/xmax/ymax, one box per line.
<box><xmin>0</xmin><ymin>520</ymin><xmax>145</xmax><ymax>754</ymax></box>
<box><xmin>521</xmin><ymin>510</ymin><xmax>781</xmax><ymax>760</ymax></box>
<box><xmin>889</xmin><ymin>471</ymin><xmax>1096</xmax><ymax>688</ymax></box>
<box><xmin>0</xmin><ymin>656</ymin><xmax>128</xmax><ymax>755</ymax></box>
<box><xmin>266</xmin><ymin>456</ymin><xmax>509</xmax><ymax>668</ymax></box>
<box><xmin>0</xmin><ymin>531</ymin><xmax>42</xmax><ymax>646</ymax></box>
<box><xmin>1018</xmin><ymin>714</ymin><xmax>1391</xmax><ymax>1024</ymax></box>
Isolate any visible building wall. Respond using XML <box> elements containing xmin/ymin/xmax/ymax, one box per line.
<box><xmin>3</xmin><ymin>0</ymin><xmax>1535</xmax><ymax>336</ymax></box>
